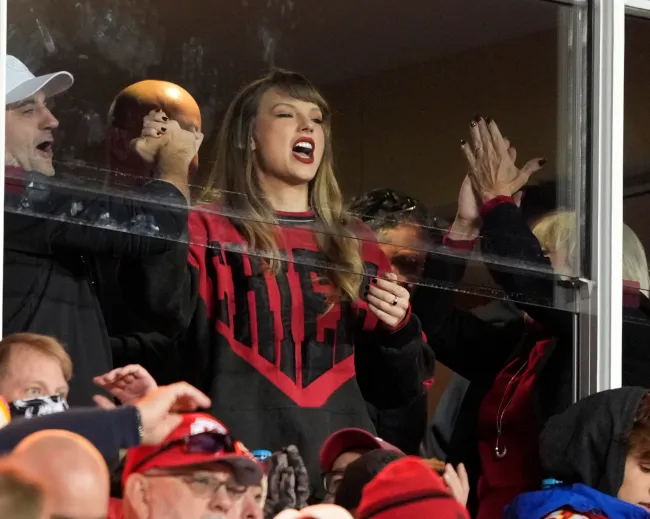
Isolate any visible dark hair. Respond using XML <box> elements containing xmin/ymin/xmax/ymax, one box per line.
<box><xmin>519</xmin><ymin>181</ymin><xmax>558</xmax><ymax>225</ymax></box>
<box><xmin>334</xmin><ymin>449</ymin><xmax>405</xmax><ymax>511</ymax></box>
<box><xmin>627</xmin><ymin>393</ymin><xmax>650</xmax><ymax>460</ymax></box>
<box><xmin>349</xmin><ymin>188</ymin><xmax>430</xmax><ymax>233</ymax></box>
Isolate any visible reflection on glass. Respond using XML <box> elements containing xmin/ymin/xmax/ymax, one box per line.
<box><xmin>4</xmin><ymin>2</ymin><xmax>606</xmax><ymax>517</ymax></box>
<box><xmin>623</xmin><ymin>15</ymin><xmax>650</xmax><ymax>329</ymax></box>
<box><xmin>4</xmin><ymin>0</ymin><xmax>589</xmax><ymax>310</ymax></box>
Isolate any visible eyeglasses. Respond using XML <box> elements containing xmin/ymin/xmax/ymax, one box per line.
<box><xmin>131</xmin><ymin>431</ymin><xmax>237</xmax><ymax>474</ymax></box>
<box><xmin>322</xmin><ymin>469</ymin><xmax>345</xmax><ymax>495</ymax></box>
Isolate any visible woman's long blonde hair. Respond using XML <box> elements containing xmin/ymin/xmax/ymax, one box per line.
<box><xmin>202</xmin><ymin>70</ymin><xmax>364</xmax><ymax>302</ymax></box>
<box><xmin>533</xmin><ymin>210</ymin><xmax>650</xmax><ymax>291</ymax></box>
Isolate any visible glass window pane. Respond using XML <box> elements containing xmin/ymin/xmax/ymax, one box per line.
<box><xmin>5</xmin><ymin>0</ymin><xmax>589</xmax><ymax>311</ymax></box>
<box><xmin>4</xmin><ymin>1</ymin><xmax>592</xmax><ymax>511</ymax></box>
<box><xmin>622</xmin><ymin>12</ymin><xmax>650</xmax><ymax>389</ymax></box>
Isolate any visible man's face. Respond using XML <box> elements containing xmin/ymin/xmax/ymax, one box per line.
<box><xmin>617</xmin><ymin>454</ymin><xmax>650</xmax><ymax>512</ymax></box>
<box><xmin>0</xmin><ymin>346</ymin><xmax>68</xmax><ymax>403</ymax></box>
<box><xmin>5</xmin><ymin>91</ymin><xmax>59</xmax><ymax>176</ymax></box>
<box><xmin>127</xmin><ymin>462</ymin><xmax>246</xmax><ymax>519</ymax></box>
<box><xmin>323</xmin><ymin>451</ymin><xmax>366</xmax><ymax>503</ymax></box>
<box><xmin>378</xmin><ymin>224</ymin><xmax>426</xmax><ymax>291</ymax></box>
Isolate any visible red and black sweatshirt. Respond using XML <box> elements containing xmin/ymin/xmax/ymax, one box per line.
<box><xmin>122</xmin><ymin>207</ymin><xmax>433</xmax><ymax>492</ymax></box>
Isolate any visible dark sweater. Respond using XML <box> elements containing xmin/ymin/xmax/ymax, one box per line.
<box><xmin>120</xmin><ymin>208</ymin><xmax>433</xmax><ymax>494</ymax></box>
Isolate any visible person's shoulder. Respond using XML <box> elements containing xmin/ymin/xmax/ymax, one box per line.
<box><xmin>188</xmin><ymin>203</ymin><xmax>239</xmax><ymax>239</ymax></box>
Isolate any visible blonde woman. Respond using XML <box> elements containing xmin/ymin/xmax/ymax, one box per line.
<box><xmin>533</xmin><ymin>211</ymin><xmax>650</xmax><ymax>291</ymax></box>
<box><xmin>125</xmin><ymin>70</ymin><xmax>431</xmax><ymax>491</ymax></box>
<box><xmin>455</xmin><ymin>116</ymin><xmax>650</xmax><ymax>519</ymax></box>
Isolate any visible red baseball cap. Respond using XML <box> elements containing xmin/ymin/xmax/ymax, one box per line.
<box><xmin>123</xmin><ymin>413</ymin><xmax>263</xmax><ymax>487</ymax></box>
<box><xmin>320</xmin><ymin>428</ymin><xmax>402</xmax><ymax>473</ymax></box>
<box><xmin>358</xmin><ymin>457</ymin><xmax>470</xmax><ymax>519</ymax></box>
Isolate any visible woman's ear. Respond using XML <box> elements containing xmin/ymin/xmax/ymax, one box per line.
<box><xmin>123</xmin><ymin>474</ymin><xmax>151</xmax><ymax>519</ymax></box>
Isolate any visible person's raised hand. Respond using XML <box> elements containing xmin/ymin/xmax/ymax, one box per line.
<box><xmin>93</xmin><ymin>364</ymin><xmax>158</xmax><ymax>407</ymax></box>
<box><xmin>367</xmin><ymin>272</ymin><xmax>410</xmax><ymax>328</ymax></box>
<box><xmin>461</xmin><ymin>117</ymin><xmax>546</xmax><ymax>202</ymax></box>
<box><xmin>130</xmin><ymin>109</ymin><xmax>203</xmax><ymax>199</ymax></box>
<box><xmin>134</xmin><ymin>382</ymin><xmax>211</xmax><ymax>445</ymax></box>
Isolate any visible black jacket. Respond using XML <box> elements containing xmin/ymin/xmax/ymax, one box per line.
<box><xmin>540</xmin><ymin>386</ymin><xmax>648</xmax><ymax>496</ymax></box>
<box><xmin>412</xmin><ymin>200</ymin><xmax>650</xmax><ymax>516</ymax></box>
<box><xmin>3</xmin><ymin>168</ymin><xmax>187</xmax><ymax>405</ymax></box>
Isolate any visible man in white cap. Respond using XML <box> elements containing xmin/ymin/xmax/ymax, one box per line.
<box><xmin>4</xmin><ymin>55</ymin><xmax>73</xmax><ymax>176</ymax></box>
<box><xmin>3</xmin><ymin>56</ymin><xmax>202</xmax><ymax>406</ymax></box>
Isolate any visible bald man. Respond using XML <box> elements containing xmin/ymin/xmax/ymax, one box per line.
<box><xmin>0</xmin><ymin>459</ymin><xmax>50</xmax><ymax>519</ymax></box>
<box><xmin>106</xmin><ymin>80</ymin><xmax>202</xmax><ymax>184</ymax></box>
<box><xmin>12</xmin><ymin>430</ymin><xmax>110</xmax><ymax>519</ymax></box>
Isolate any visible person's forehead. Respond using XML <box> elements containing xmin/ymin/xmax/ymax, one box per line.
<box><xmin>262</xmin><ymin>88</ymin><xmax>321</xmax><ymax>112</ymax></box>
<box><xmin>332</xmin><ymin>450</ymin><xmax>365</xmax><ymax>471</ymax></box>
<box><xmin>187</xmin><ymin>461</ymin><xmax>233</xmax><ymax>474</ymax></box>
<box><xmin>149</xmin><ymin>460</ymin><xmax>234</xmax><ymax>476</ymax></box>
<box><xmin>7</xmin><ymin>90</ymin><xmax>47</xmax><ymax>111</ymax></box>
<box><xmin>3</xmin><ymin>348</ymin><xmax>65</xmax><ymax>382</ymax></box>
<box><xmin>8</xmin><ymin>345</ymin><xmax>57</xmax><ymax>365</ymax></box>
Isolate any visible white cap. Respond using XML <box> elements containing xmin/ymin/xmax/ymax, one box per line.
<box><xmin>5</xmin><ymin>55</ymin><xmax>73</xmax><ymax>106</ymax></box>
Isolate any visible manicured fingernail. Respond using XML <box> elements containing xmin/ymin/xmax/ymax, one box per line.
<box><xmin>161</xmin><ymin>127</ymin><xmax>167</xmax><ymax>132</ymax></box>
<box><xmin>162</xmin><ymin>116</ymin><xmax>169</xmax><ymax>122</ymax></box>
<box><xmin>371</xmin><ymin>278</ymin><xmax>378</xmax><ymax>285</ymax></box>
<box><xmin>470</xmin><ymin>120</ymin><xmax>477</xmax><ymax>127</ymax></box>
<box><xmin>363</xmin><ymin>287</ymin><xmax>369</xmax><ymax>296</ymax></box>
<box><xmin>539</xmin><ymin>158</ymin><xmax>548</xmax><ymax>166</ymax></box>
<box><xmin>486</xmin><ymin>117</ymin><xmax>493</xmax><ymax>124</ymax></box>
<box><xmin>460</xmin><ymin>139</ymin><xmax>467</xmax><ymax>146</ymax></box>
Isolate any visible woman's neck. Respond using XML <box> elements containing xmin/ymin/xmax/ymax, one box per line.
<box><xmin>258</xmin><ymin>173</ymin><xmax>310</xmax><ymax>213</ymax></box>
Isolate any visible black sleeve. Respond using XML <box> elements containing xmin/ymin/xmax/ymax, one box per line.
<box><xmin>110</xmin><ymin>332</ymin><xmax>181</xmax><ymax>386</ymax></box>
<box><xmin>366</xmin><ymin>393</ymin><xmax>429</xmax><ymax>455</ymax></box>
<box><xmin>354</xmin><ymin>314</ymin><xmax>434</xmax><ymax>410</ymax></box>
<box><xmin>5</xmin><ymin>171</ymin><xmax>187</xmax><ymax>258</ymax></box>
<box><xmin>117</xmin><ymin>243</ymin><xmax>199</xmax><ymax>339</ymax></box>
<box><xmin>411</xmin><ymin>248</ymin><xmax>524</xmax><ymax>381</ymax></box>
<box><xmin>0</xmin><ymin>407</ymin><xmax>140</xmax><ymax>462</ymax></box>
<box><xmin>479</xmin><ymin>201</ymin><xmax>572</xmax><ymax>338</ymax></box>
<box><xmin>354</xmin><ymin>313</ymin><xmax>432</xmax><ymax>455</ymax></box>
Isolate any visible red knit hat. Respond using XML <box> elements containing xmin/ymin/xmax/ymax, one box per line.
<box><xmin>357</xmin><ymin>457</ymin><xmax>470</xmax><ymax>519</ymax></box>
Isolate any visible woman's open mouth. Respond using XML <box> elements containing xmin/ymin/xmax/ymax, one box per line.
<box><xmin>292</xmin><ymin>137</ymin><xmax>315</xmax><ymax>165</ymax></box>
